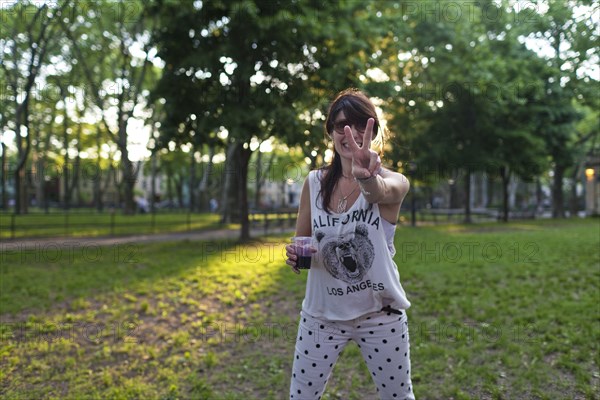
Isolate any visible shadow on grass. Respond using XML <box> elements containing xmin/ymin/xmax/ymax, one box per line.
<box><xmin>0</xmin><ymin>232</ymin><xmax>306</xmax><ymax>399</ymax></box>
<box><xmin>0</xmin><ymin>238</ymin><xmax>249</xmax><ymax>316</ymax></box>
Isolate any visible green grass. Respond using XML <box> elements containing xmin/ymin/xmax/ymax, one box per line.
<box><xmin>0</xmin><ymin>218</ymin><xmax>598</xmax><ymax>399</ymax></box>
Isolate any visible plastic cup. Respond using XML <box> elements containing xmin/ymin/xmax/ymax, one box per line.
<box><xmin>291</xmin><ymin>236</ymin><xmax>313</xmax><ymax>269</ymax></box>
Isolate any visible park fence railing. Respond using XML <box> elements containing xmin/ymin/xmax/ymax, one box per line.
<box><xmin>1</xmin><ymin>207</ymin><xmax>540</xmax><ymax>240</ymax></box>
<box><xmin>0</xmin><ymin>209</ymin><xmax>300</xmax><ymax>240</ymax></box>
<box><xmin>415</xmin><ymin>208</ymin><xmax>536</xmax><ymax>224</ymax></box>
<box><xmin>0</xmin><ymin>210</ymin><xmax>220</xmax><ymax>240</ymax></box>
<box><xmin>248</xmin><ymin>208</ymin><xmax>298</xmax><ymax>235</ymax></box>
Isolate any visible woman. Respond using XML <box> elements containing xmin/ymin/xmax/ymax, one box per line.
<box><xmin>286</xmin><ymin>88</ymin><xmax>414</xmax><ymax>399</ymax></box>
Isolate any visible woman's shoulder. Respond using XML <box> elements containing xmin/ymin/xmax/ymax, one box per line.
<box><xmin>301</xmin><ymin>169</ymin><xmax>321</xmax><ymax>187</ymax></box>
<box><xmin>309</xmin><ymin>168</ymin><xmax>327</xmax><ymax>180</ymax></box>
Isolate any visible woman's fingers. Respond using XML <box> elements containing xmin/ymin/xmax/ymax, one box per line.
<box><xmin>345</xmin><ymin>118</ymin><xmax>378</xmax><ymax>179</ymax></box>
<box><xmin>367</xmin><ymin>152</ymin><xmax>381</xmax><ymax>175</ymax></box>
<box><xmin>285</xmin><ymin>244</ymin><xmax>296</xmax><ymax>257</ymax></box>
<box><xmin>286</xmin><ymin>258</ymin><xmax>300</xmax><ymax>274</ymax></box>
<box><xmin>343</xmin><ymin>125</ymin><xmax>361</xmax><ymax>152</ymax></box>
<box><xmin>286</xmin><ymin>244</ymin><xmax>300</xmax><ymax>273</ymax></box>
<box><xmin>363</xmin><ymin>118</ymin><xmax>375</xmax><ymax>149</ymax></box>
<box><xmin>345</xmin><ymin>118</ymin><xmax>375</xmax><ymax>152</ymax></box>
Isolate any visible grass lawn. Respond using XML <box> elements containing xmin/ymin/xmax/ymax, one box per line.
<box><xmin>0</xmin><ymin>218</ymin><xmax>598</xmax><ymax>399</ymax></box>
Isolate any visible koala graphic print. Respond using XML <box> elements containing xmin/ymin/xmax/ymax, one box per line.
<box><xmin>315</xmin><ymin>224</ymin><xmax>375</xmax><ymax>284</ymax></box>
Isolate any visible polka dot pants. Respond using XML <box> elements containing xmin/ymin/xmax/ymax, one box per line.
<box><xmin>289</xmin><ymin>309</ymin><xmax>415</xmax><ymax>400</ymax></box>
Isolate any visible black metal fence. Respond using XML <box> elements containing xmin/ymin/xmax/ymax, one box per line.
<box><xmin>0</xmin><ymin>209</ymin><xmax>300</xmax><ymax>240</ymax></box>
<box><xmin>1</xmin><ymin>207</ymin><xmax>540</xmax><ymax>240</ymax></box>
<box><xmin>0</xmin><ymin>211</ymin><xmax>215</xmax><ymax>240</ymax></box>
<box><xmin>248</xmin><ymin>208</ymin><xmax>298</xmax><ymax>235</ymax></box>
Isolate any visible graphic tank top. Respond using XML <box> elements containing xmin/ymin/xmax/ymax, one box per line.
<box><xmin>302</xmin><ymin>170</ymin><xmax>411</xmax><ymax>321</ymax></box>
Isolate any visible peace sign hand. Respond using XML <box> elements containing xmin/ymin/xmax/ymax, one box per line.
<box><xmin>344</xmin><ymin>118</ymin><xmax>381</xmax><ymax>180</ymax></box>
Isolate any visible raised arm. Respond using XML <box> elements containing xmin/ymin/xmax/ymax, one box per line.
<box><xmin>343</xmin><ymin>118</ymin><xmax>410</xmax><ymax>205</ymax></box>
<box><xmin>357</xmin><ymin>169</ymin><xmax>410</xmax><ymax>205</ymax></box>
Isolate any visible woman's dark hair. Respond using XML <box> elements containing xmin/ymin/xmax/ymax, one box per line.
<box><xmin>319</xmin><ymin>88</ymin><xmax>380</xmax><ymax>213</ymax></box>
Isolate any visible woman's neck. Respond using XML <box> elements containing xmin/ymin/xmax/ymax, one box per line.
<box><xmin>340</xmin><ymin>158</ymin><xmax>353</xmax><ymax>180</ymax></box>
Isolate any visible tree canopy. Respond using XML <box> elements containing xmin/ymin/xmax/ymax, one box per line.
<box><xmin>0</xmin><ymin>0</ymin><xmax>597</xmax><ymax>232</ymax></box>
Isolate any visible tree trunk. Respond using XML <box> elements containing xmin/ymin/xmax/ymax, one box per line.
<box><xmin>220</xmin><ymin>141</ymin><xmax>238</xmax><ymax>224</ymax></box>
<box><xmin>33</xmin><ymin>143</ymin><xmax>44</xmax><ymax>211</ymax></box>
<box><xmin>71</xmin><ymin>150</ymin><xmax>81</xmax><ymax>207</ymax></box>
<box><xmin>120</xmin><ymin>139</ymin><xmax>136</xmax><ymax>215</ymax></box>
<box><xmin>1</xmin><ymin>142</ymin><xmax>7</xmax><ymax>210</ymax></box>
<box><xmin>238</xmin><ymin>145</ymin><xmax>252</xmax><ymax>242</ymax></box>
<box><xmin>189</xmin><ymin>150</ymin><xmax>196</xmax><ymax>213</ymax></box>
<box><xmin>14</xmin><ymin>110</ymin><xmax>23</xmax><ymax>215</ymax></box>
<box><xmin>104</xmin><ymin>163</ymin><xmax>116</xmax><ymax>208</ymax></box>
<box><xmin>62</xmin><ymin>160</ymin><xmax>70</xmax><ymax>210</ymax></box>
<box><xmin>14</xmin><ymin>168</ymin><xmax>22</xmax><ymax>214</ymax></box>
<box><xmin>35</xmin><ymin>157</ymin><xmax>45</xmax><ymax>210</ymax></box>
<box><xmin>122</xmin><ymin>161</ymin><xmax>136</xmax><ymax>214</ymax></box>
<box><xmin>552</xmin><ymin>163</ymin><xmax>565</xmax><ymax>218</ymax></box>
<box><xmin>14</xmin><ymin>99</ymin><xmax>31</xmax><ymax>215</ymax></box>
<box><xmin>60</xmin><ymin>85</ymin><xmax>72</xmax><ymax>210</ymax></box>
<box><xmin>254</xmin><ymin>148</ymin><xmax>262</xmax><ymax>209</ymax></box>
<box><xmin>8</xmin><ymin>5</ymin><xmax>58</xmax><ymax>214</ymax></box>
<box><xmin>95</xmin><ymin>127</ymin><xmax>104</xmax><ymax>212</ymax></box>
<box><xmin>150</xmin><ymin>150</ymin><xmax>157</xmax><ymax>213</ymax></box>
<box><xmin>39</xmin><ymin>110</ymin><xmax>54</xmax><ymax>213</ymax></box>
<box><xmin>66</xmin><ymin>123</ymin><xmax>82</xmax><ymax>208</ymax></box>
<box><xmin>115</xmin><ymin>167</ymin><xmax>123</xmax><ymax>211</ymax></box>
<box><xmin>30</xmin><ymin>120</ymin><xmax>43</xmax><ymax>210</ymax></box>
<box><xmin>176</xmin><ymin>177</ymin><xmax>184</xmax><ymax>208</ymax></box>
<box><xmin>449</xmin><ymin>180</ymin><xmax>458</xmax><ymax>209</ymax></box>
<box><xmin>463</xmin><ymin>169</ymin><xmax>472</xmax><ymax>223</ymax></box>
<box><xmin>500</xmin><ymin>166</ymin><xmax>510</xmax><ymax>222</ymax></box>
<box><xmin>72</xmin><ymin>117</ymin><xmax>83</xmax><ymax>206</ymax></box>
<box><xmin>199</xmin><ymin>145</ymin><xmax>215</xmax><ymax>212</ymax></box>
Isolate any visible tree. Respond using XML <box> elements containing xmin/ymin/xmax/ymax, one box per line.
<box><xmin>58</xmin><ymin>0</ymin><xmax>159</xmax><ymax>214</ymax></box>
<box><xmin>152</xmin><ymin>0</ymin><xmax>391</xmax><ymax>240</ymax></box>
<box><xmin>27</xmin><ymin>83</ymin><xmax>59</xmax><ymax>211</ymax></box>
<box><xmin>385</xmin><ymin>1</ymin><xmax>510</xmax><ymax>221</ymax></box>
<box><xmin>384</xmin><ymin>0</ymin><xmax>587</xmax><ymax>222</ymax></box>
<box><xmin>520</xmin><ymin>0</ymin><xmax>599</xmax><ymax>217</ymax></box>
<box><xmin>0</xmin><ymin>1</ymin><xmax>66</xmax><ymax>213</ymax></box>
<box><xmin>482</xmin><ymin>8</ymin><xmax>551</xmax><ymax>222</ymax></box>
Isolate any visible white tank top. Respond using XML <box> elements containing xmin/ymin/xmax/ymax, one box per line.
<box><xmin>302</xmin><ymin>170</ymin><xmax>411</xmax><ymax>321</ymax></box>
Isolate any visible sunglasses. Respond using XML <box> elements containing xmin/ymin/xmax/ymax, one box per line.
<box><xmin>332</xmin><ymin>119</ymin><xmax>368</xmax><ymax>134</ymax></box>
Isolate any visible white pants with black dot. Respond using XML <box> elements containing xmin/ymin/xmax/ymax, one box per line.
<box><xmin>289</xmin><ymin>309</ymin><xmax>415</xmax><ymax>400</ymax></box>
